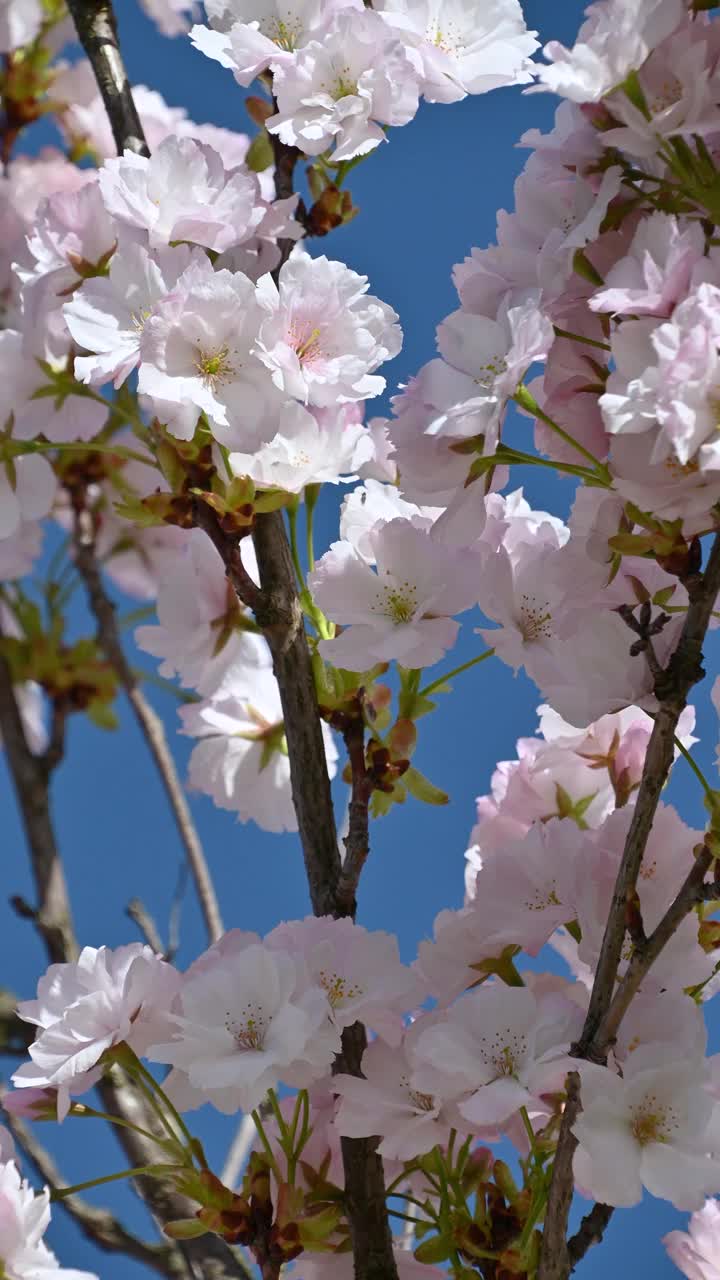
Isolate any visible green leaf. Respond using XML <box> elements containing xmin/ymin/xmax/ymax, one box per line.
<box><xmin>413</xmin><ymin>1235</ymin><xmax>452</xmax><ymax>1265</ymax></box>
<box><xmin>402</xmin><ymin>765</ymin><xmax>448</xmax><ymax>806</ymax></box>
<box><xmin>86</xmin><ymin>700</ymin><xmax>119</xmax><ymax>731</ymax></box>
<box><xmin>164</xmin><ymin>1218</ymin><xmax>209</xmax><ymax>1241</ymax></box>
<box><xmin>246</xmin><ymin>130</ymin><xmax>274</xmax><ymax>172</ymax></box>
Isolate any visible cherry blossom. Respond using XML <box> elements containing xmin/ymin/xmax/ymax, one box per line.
<box><xmin>376</xmin><ymin>0</ymin><xmax>538</xmax><ymax>103</ymax></box>
<box><xmin>98</xmin><ymin>136</ymin><xmax>267</xmax><ymax>250</ymax></box>
<box><xmin>0</xmin><ymin>1159</ymin><xmax>98</xmax><ymax>1279</ymax></box>
<box><xmin>573</xmin><ymin>1050</ymin><xmax>720</xmax><ymax>1210</ymax></box>
<box><xmin>13</xmin><ymin>945</ymin><xmax>180</xmax><ymax>1119</ymax></box>
<box><xmin>148</xmin><ymin>940</ymin><xmax>340</xmax><ymax>1112</ymax></box>
<box><xmin>137</xmin><ymin>257</ymin><xmax>285</xmax><ymax>444</ymax></box>
<box><xmin>268</xmin><ymin>10</ymin><xmax>421</xmax><ymax>160</ymax></box>
<box><xmin>225</xmin><ymin>401</ymin><xmax>367</xmax><ymax>492</ymax></box>
<box><xmin>65</xmin><ymin>239</ymin><xmax>198</xmax><ymax>389</ymax></box>
<box><xmin>135</xmin><ymin>529</ymin><xmax>265</xmax><ymax>694</ymax></box>
<box><xmin>334</xmin><ymin>1024</ymin><xmax>465</xmax><ymax>1160</ymax></box>
<box><xmin>533</xmin><ymin>0</ymin><xmax>685</xmax><ymax>104</ymax></box>
<box><xmin>310</xmin><ymin>515</ymin><xmax>484</xmax><ymax>671</ymax></box>
<box><xmin>665</xmin><ymin>1198</ymin><xmax>720</xmax><ymax>1280</ymax></box>
<box><xmin>191</xmin><ymin>0</ymin><xmax>355</xmax><ymax>87</ymax></box>
<box><xmin>266</xmin><ymin>916</ymin><xmax>421</xmax><ymax>1042</ymax></box>
<box><xmin>254</xmin><ymin>254</ymin><xmax>401</xmax><ymax>407</ymax></box>
<box><xmin>410</xmin><ymin>984</ymin><xmax>579</xmax><ymax>1127</ymax></box>
<box><xmin>179</xmin><ymin>665</ymin><xmax>338</xmax><ymax>831</ymax></box>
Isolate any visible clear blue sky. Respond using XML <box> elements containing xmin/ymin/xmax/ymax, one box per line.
<box><xmin>2</xmin><ymin>2</ymin><xmax>719</xmax><ymax>1275</ymax></box>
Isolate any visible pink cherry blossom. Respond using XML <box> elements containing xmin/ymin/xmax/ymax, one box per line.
<box><xmin>0</xmin><ymin>1159</ymin><xmax>98</xmax><ymax>1279</ymax></box>
<box><xmin>665</xmin><ymin>1198</ymin><xmax>720</xmax><ymax>1280</ymax></box>
<box><xmin>573</xmin><ymin>1050</ymin><xmax>720</xmax><ymax>1210</ymax></box>
<box><xmin>13</xmin><ymin>945</ymin><xmax>180</xmax><ymax>1119</ymax></box>
<box><xmin>148</xmin><ymin>940</ymin><xmax>340</xmax><ymax>1112</ymax></box>
<box><xmin>266</xmin><ymin>916</ymin><xmax>421</xmax><ymax>1042</ymax></box>
<box><xmin>310</xmin><ymin>515</ymin><xmax>484</xmax><ymax>671</ymax></box>
<box><xmin>254</xmin><ymin>253</ymin><xmax>401</xmax><ymax>407</ymax></box>
<box><xmin>98</xmin><ymin>136</ymin><xmax>266</xmax><ymax>251</ymax></box>
<box><xmin>268</xmin><ymin>10</ymin><xmax>421</xmax><ymax>161</ymax></box>
<box><xmin>532</xmin><ymin>0</ymin><xmax>685</xmax><ymax>104</ymax></box>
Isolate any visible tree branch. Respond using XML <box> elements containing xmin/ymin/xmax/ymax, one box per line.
<box><xmin>336</xmin><ymin>711</ymin><xmax>372</xmax><ymax>917</ymax></box>
<box><xmin>0</xmin><ymin>621</ymin><xmax>252</xmax><ymax>1279</ymax></box>
<box><xmin>72</xmin><ymin>504</ymin><xmax>224</xmax><ymax>946</ymax></box>
<box><xmin>538</xmin><ymin>532</ymin><xmax>720</xmax><ymax>1280</ymax></box>
<box><xmin>3</xmin><ymin>1109</ymin><xmax>184</xmax><ymax>1278</ymax></box>
<box><xmin>64</xmin><ymin>0</ymin><xmax>148</xmax><ymax>157</ymax></box>
<box><xmin>0</xmin><ymin>634</ymin><xmax>76</xmax><ymax>965</ymax></box>
<box><xmin>566</xmin><ymin>1202</ymin><xmax>614</xmax><ymax>1271</ymax></box>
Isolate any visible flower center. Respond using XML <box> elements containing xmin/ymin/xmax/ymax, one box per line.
<box><xmin>400</xmin><ymin>1074</ymin><xmax>436</xmax><ymax>1112</ymax></box>
<box><xmin>630</xmin><ymin>1097</ymin><xmax>678</xmax><ymax>1146</ymax></box>
<box><xmin>318</xmin><ymin>969</ymin><xmax>365</xmax><ymax>1009</ymax></box>
<box><xmin>524</xmin><ymin>886</ymin><xmax>561</xmax><ymax>912</ymax></box>
<box><xmin>195</xmin><ymin>344</ymin><xmax>235</xmax><ymax>389</ymax></box>
<box><xmin>474</xmin><ymin>354</ymin><xmax>508</xmax><ymax>390</ymax></box>
<box><xmin>662</xmin><ymin>454</ymin><xmax>699</xmax><ymax>479</ymax></box>
<box><xmin>288</xmin><ymin>321</ymin><xmax>325</xmax><ymax>365</ymax></box>
<box><xmin>428</xmin><ymin>20</ymin><xmax>464</xmax><ymax>55</ymax></box>
<box><xmin>225</xmin><ymin>1002</ymin><xmax>267</xmax><ymax>1052</ymax></box>
<box><xmin>519</xmin><ymin>595</ymin><xmax>553</xmax><ymax>642</ymax></box>
<box><xmin>372</xmin><ymin>576</ymin><xmax>418</xmax><ymax>625</ymax></box>
<box><xmin>478</xmin><ymin>1029</ymin><xmax>529</xmax><ymax>1078</ymax></box>
<box><xmin>262</xmin><ymin>13</ymin><xmax>303</xmax><ymax>50</ymax></box>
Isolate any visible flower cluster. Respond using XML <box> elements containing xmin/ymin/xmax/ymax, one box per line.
<box><xmin>5</xmin><ymin>0</ymin><xmax>720</xmax><ymax>1274</ymax></box>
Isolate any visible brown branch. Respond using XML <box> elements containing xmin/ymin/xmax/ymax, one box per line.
<box><xmin>64</xmin><ymin>0</ymin><xmax>148</xmax><ymax>157</ymax></box>
<box><xmin>538</xmin><ymin>532</ymin><xmax>720</xmax><ymax>1280</ymax></box>
<box><xmin>64</xmin><ymin>1</ymin><xmax>396</xmax><ymax>1265</ymax></box>
<box><xmin>0</xmin><ymin>993</ymin><xmax>34</xmax><ymax>1055</ymax></box>
<box><xmin>126</xmin><ymin>897</ymin><xmax>165</xmax><ymax>955</ymax></box>
<box><xmin>72</xmin><ymin>505</ymin><xmax>224</xmax><ymax>946</ymax></box>
<box><xmin>4</xmin><ymin>1109</ymin><xmax>184</xmax><ymax>1278</ymax></box>
<box><xmin>1</xmin><ymin>619</ymin><xmax>252</xmax><ymax>1279</ymax></box>
<box><xmin>0</xmin><ymin>633</ymin><xmax>76</xmax><ymax>965</ymax></box>
<box><xmin>566</xmin><ymin>1202</ymin><xmax>614</xmax><ymax>1271</ymax></box>
<box><xmin>599</xmin><ymin>843</ymin><xmax>713</xmax><ymax>1050</ymax></box>
<box><xmin>336</xmin><ymin>711</ymin><xmax>372</xmax><ymax>916</ymax></box>
<box><xmin>334</xmin><ymin>1022</ymin><xmax>399</xmax><ymax>1280</ymax></box>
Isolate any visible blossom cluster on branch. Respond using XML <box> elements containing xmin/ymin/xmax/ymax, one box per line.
<box><xmin>4</xmin><ymin>0</ymin><xmax>720</xmax><ymax>1278</ymax></box>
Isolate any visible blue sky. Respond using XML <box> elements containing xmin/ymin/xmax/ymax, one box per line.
<box><xmin>2</xmin><ymin>1</ymin><xmax>719</xmax><ymax>1275</ymax></box>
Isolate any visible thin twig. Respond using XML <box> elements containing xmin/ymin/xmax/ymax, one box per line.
<box><xmin>566</xmin><ymin>1202</ymin><xmax>614</xmax><ymax>1270</ymax></box>
<box><xmin>63</xmin><ymin>0</ymin><xmax>148</xmax><ymax>156</ymax></box>
<box><xmin>538</xmin><ymin>533</ymin><xmax>720</xmax><ymax>1280</ymax></box>
<box><xmin>336</xmin><ymin>710</ymin><xmax>372</xmax><ymax>915</ymax></box>
<box><xmin>126</xmin><ymin>897</ymin><xmax>165</xmax><ymax>955</ymax></box>
<box><xmin>3</xmin><ymin>1110</ymin><xmax>183</xmax><ymax>1278</ymax></box>
<box><xmin>72</xmin><ymin>503</ymin><xmax>224</xmax><ymax>946</ymax></box>
<box><xmin>0</xmin><ymin>631</ymin><xmax>76</xmax><ymax>965</ymax></box>
<box><xmin>1</xmin><ymin>609</ymin><xmax>252</xmax><ymax>1280</ymax></box>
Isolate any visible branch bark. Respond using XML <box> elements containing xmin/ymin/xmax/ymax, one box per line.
<box><xmin>538</xmin><ymin>533</ymin><xmax>720</xmax><ymax>1280</ymax></box>
<box><xmin>0</xmin><ymin>623</ymin><xmax>252</xmax><ymax>1279</ymax></box>
<box><xmin>4</xmin><ymin>1109</ymin><xmax>184</xmax><ymax>1278</ymax></box>
<box><xmin>72</xmin><ymin>504</ymin><xmax>224</xmax><ymax>946</ymax></box>
<box><xmin>63</xmin><ymin>4</ymin><xmax>398</xmax><ymax>1269</ymax></box>
<box><xmin>64</xmin><ymin>0</ymin><xmax>148</xmax><ymax>156</ymax></box>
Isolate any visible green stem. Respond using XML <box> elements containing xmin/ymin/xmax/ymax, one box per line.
<box><xmin>673</xmin><ymin>734</ymin><xmax>719</xmax><ymax>808</ymax></box>
<box><xmin>287</xmin><ymin>503</ymin><xmax>306</xmax><ymax>591</ymax></box>
<box><xmin>52</xmin><ymin>1163</ymin><xmax>179</xmax><ymax>1199</ymax></box>
<box><xmin>519</xmin><ymin>1105</ymin><xmax>538</xmax><ymax>1160</ymax></box>
<box><xmin>20</xmin><ymin>438</ymin><xmax>153</xmax><ymax>467</ymax></box>
<box><xmin>251</xmin><ymin>1108</ymin><xmax>283</xmax><ymax>1182</ymax></box>
<box><xmin>304</xmin><ymin>483</ymin><xmax>321</xmax><ymax>573</ymax></box>
<box><xmin>419</xmin><ymin>649</ymin><xmax>495</xmax><ymax>699</ymax></box>
<box><xmin>70</xmin><ymin>1104</ymin><xmax>167</xmax><ymax>1147</ymax></box>
<box><xmin>513</xmin><ymin>385</ymin><xmax>611</xmax><ymax>477</ymax></box>
<box><xmin>552</xmin><ymin>326</ymin><xmax>611</xmax><ymax>352</ymax></box>
<box><xmin>134</xmin><ymin>1059</ymin><xmax>198</xmax><ymax>1153</ymax></box>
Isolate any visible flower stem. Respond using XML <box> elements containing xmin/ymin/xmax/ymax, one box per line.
<box><xmin>419</xmin><ymin>649</ymin><xmax>495</xmax><ymax>699</ymax></box>
<box><xmin>52</xmin><ymin>1163</ymin><xmax>179</xmax><ymax>1199</ymax></box>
